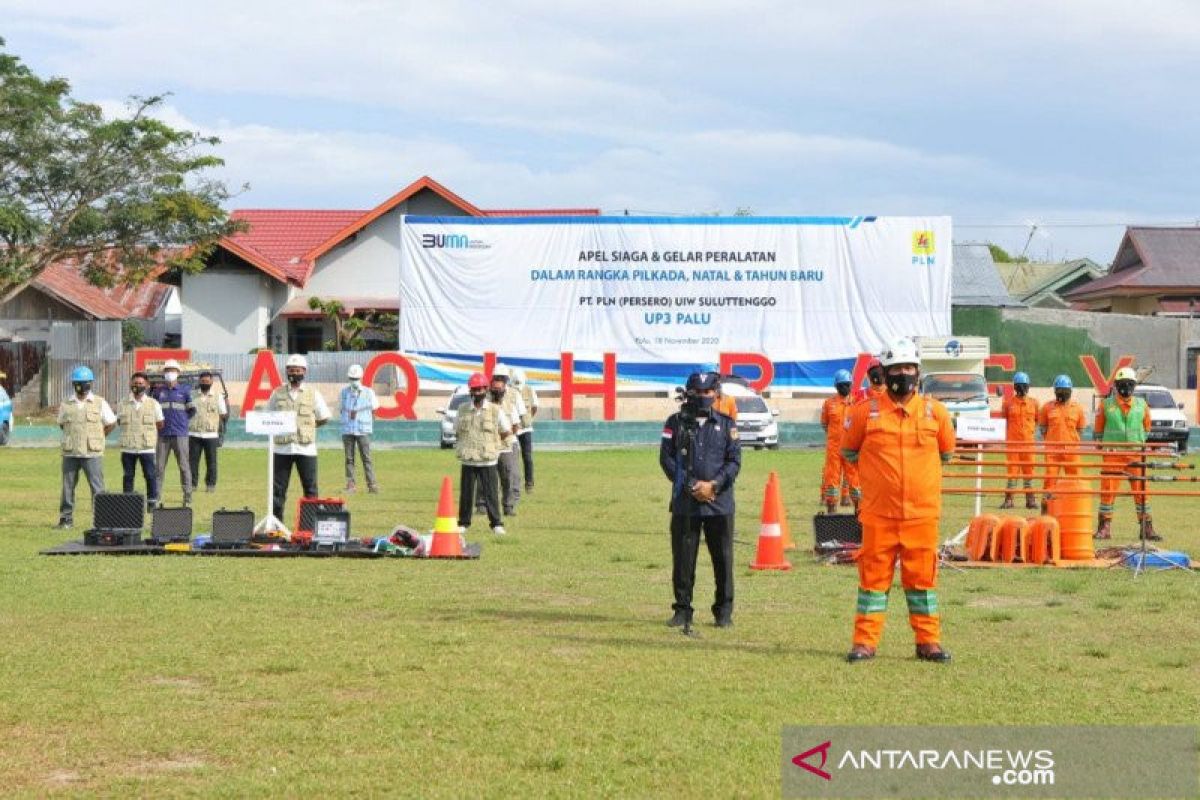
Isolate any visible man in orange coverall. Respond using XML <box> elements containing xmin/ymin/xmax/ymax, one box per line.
<box><xmin>1000</xmin><ymin>372</ymin><xmax>1039</xmax><ymax>510</ymax></box>
<box><xmin>853</xmin><ymin>357</ymin><xmax>886</xmax><ymax>404</ymax></box>
<box><xmin>1093</xmin><ymin>367</ymin><xmax>1156</xmax><ymax>541</ymax></box>
<box><xmin>842</xmin><ymin>337</ymin><xmax>955</xmax><ymax>664</ymax></box>
<box><xmin>820</xmin><ymin>370</ymin><xmax>860</xmax><ymax>514</ymax></box>
<box><xmin>1037</xmin><ymin>374</ymin><xmax>1087</xmax><ymax>503</ymax></box>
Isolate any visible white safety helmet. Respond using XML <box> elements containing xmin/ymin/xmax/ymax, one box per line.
<box><xmin>162</xmin><ymin>359</ymin><xmax>181</xmax><ymax>371</ymax></box>
<box><xmin>879</xmin><ymin>337</ymin><xmax>921</xmax><ymax>368</ymax></box>
<box><xmin>347</xmin><ymin>364</ymin><xmax>364</xmax><ymax>380</ymax></box>
<box><xmin>492</xmin><ymin>363</ymin><xmax>511</xmax><ymax>380</ymax></box>
<box><xmin>1114</xmin><ymin>366</ymin><xmax>1137</xmax><ymax>383</ymax></box>
<box><xmin>285</xmin><ymin>354</ymin><xmax>308</xmax><ymax>370</ymax></box>
<box><xmin>511</xmin><ymin>368</ymin><xmax>527</xmax><ymax>386</ymax></box>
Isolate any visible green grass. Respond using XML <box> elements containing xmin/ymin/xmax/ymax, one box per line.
<box><xmin>1</xmin><ymin>445</ymin><xmax>1198</xmax><ymax>797</ymax></box>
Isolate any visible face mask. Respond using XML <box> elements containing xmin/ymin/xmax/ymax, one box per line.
<box><xmin>1115</xmin><ymin>381</ymin><xmax>1135</xmax><ymax>398</ymax></box>
<box><xmin>835</xmin><ymin>383</ymin><xmax>851</xmax><ymax>398</ymax></box>
<box><xmin>1055</xmin><ymin>390</ymin><xmax>1071</xmax><ymax>403</ymax></box>
<box><xmin>164</xmin><ymin>370</ymin><xmax>179</xmax><ymax>383</ymax></box>
<box><xmin>349</xmin><ymin>379</ymin><xmax>361</xmax><ymax>388</ymax></box>
<box><xmin>490</xmin><ymin>387</ymin><xmax>505</xmax><ymax>400</ymax></box>
<box><xmin>287</xmin><ymin>373</ymin><xmax>304</xmax><ymax>386</ymax></box>
<box><xmin>886</xmin><ymin>372</ymin><xmax>918</xmax><ymax>397</ymax></box>
<box><xmin>131</xmin><ymin>385</ymin><xmax>146</xmax><ymax>396</ymax></box>
<box><xmin>868</xmin><ymin>369</ymin><xmax>884</xmax><ymax>387</ymax></box>
<box><xmin>686</xmin><ymin>394</ymin><xmax>715</xmax><ymax>416</ymax></box>
<box><xmin>471</xmin><ymin>390</ymin><xmax>486</xmax><ymax>404</ymax></box>
<box><xmin>74</xmin><ymin>382</ymin><xmax>92</xmax><ymax>396</ymax></box>
<box><xmin>199</xmin><ymin>383</ymin><xmax>212</xmax><ymax>394</ymax></box>
<box><xmin>1014</xmin><ymin>385</ymin><xmax>1029</xmax><ymax>397</ymax></box>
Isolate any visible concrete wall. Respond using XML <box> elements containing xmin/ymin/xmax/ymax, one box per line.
<box><xmin>182</xmin><ymin>269</ymin><xmax>274</xmax><ymax>353</ymax></box>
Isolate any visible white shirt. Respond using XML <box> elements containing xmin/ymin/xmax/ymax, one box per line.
<box><xmin>272</xmin><ymin>383</ymin><xmax>331</xmax><ymax>457</ymax></box>
<box><xmin>189</xmin><ymin>392</ymin><xmax>229</xmax><ymax>440</ymax></box>
<box><xmin>518</xmin><ymin>384</ymin><xmax>539</xmax><ymax>432</ymax></box>
<box><xmin>57</xmin><ymin>392</ymin><xmax>117</xmax><ymax>458</ymax></box>
<box><xmin>119</xmin><ymin>393</ymin><xmax>165</xmax><ymax>454</ymax></box>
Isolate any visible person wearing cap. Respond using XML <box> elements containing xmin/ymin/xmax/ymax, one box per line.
<box><xmin>485</xmin><ymin>365</ymin><xmax>526</xmax><ymax>516</ymax></box>
<box><xmin>1093</xmin><ymin>367</ymin><xmax>1155</xmax><ymax>541</ymax></box>
<box><xmin>267</xmin><ymin>354</ymin><xmax>332</xmax><ymax>522</ymax></box>
<box><xmin>151</xmin><ymin>358</ymin><xmax>195</xmax><ymax>506</ymax></box>
<box><xmin>117</xmin><ymin>371</ymin><xmax>164</xmax><ymax>510</ymax></box>
<box><xmin>841</xmin><ymin>337</ymin><xmax>955</xmax><ymax>664</ymax></box>
<box><xmin>820</xmin><ymin>369</ymin><xmax>860</xmax><ymax>514</ymax></box>
<box><xmin>853</xmin><ymin>357</ymin><xmax>886</xmax><ymax>404</ymax></box>
<box><xmin>188</xmin><ymin>370</ymin><xmax>228</xmax><ymax>494</ymax></box>
<box><xmin>455</xmin><ymin>372</ymin><xmax>513</xmax><ymax>535</ymax></box>
<box><xmin>339</xmin><ymin>364</ymin><xmax>381</xmax><ymax>493</ymax></box>
<box><xmin>659</xmin><ymin>371</ymin><xmax>741</xmax><ymax>630</ymax></box>
<box><xmin>1038</xmin><ymin>374</ymin><xmax>1087</xmax><ymax>502</ymax></box>
<box><xmin>512</xmin><ymin>368</ymin><xmax>539</xmax><ymax>493</ymax></box>
<box><xmin>57</xmin><ymin>365</ymin><xmax>117</xmax><ymax>528</ymax></box>
<box><xmin>1000</xmin><ymin>372</ymin><xmax>1040</xmax><ymax>510</ymax></box>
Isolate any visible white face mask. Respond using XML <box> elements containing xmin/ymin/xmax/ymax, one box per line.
<box><xmin>349</xmin><ymin>379</ymin><xmax>361</xmax><ymax>387</ymax></box>
<box><xmin>164</xmin><ymin>370</ymin><xmax>179</xmax><ymax>383</ymax></box>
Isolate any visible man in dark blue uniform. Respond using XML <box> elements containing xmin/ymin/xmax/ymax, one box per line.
<box><xmin>659</xmin><ymin>371</ymin><xmax>742</xmax><ymax>630</ymax></box>
<box><xmin>151</xmin><ymin>359</ymin><xmax>195</xmax><ymax>506</ymax></box>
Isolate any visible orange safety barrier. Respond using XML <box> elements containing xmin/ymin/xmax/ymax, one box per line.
<box><xmin>965</xmin><ymin>514</ymin><xmax>1001</xmax><ymax>562</ymax></box>
<box><xmin>996</xmin><ymin>516</ymin><xmax>1030</xmax><ymax>563</ymax></box>
<box><xmin>1025</xmin><ymin>516</ymin><xmax>1062</xmax><ymax>565</ymax></box>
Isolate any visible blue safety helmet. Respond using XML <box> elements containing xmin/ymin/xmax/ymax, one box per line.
<box><xmin>1012</xmin><ymin>372</ymin><xmax>1030</xmax><ymax>385</ymax></box>
<box><xmin>1053</xmin><ymin>374</ymin><xmax>1073</xmax><ymax>389</ymax></box>
<box><xmin>685</xmin><ymin>371</ymin><xmax>720</xmax><ymax>392</ymax></box>
<box><xmin>833</xmin><ymin>369</ymin><xmax>852</xmax><ymax>386</ymax></box>
<box><xmin>70</xmin><ymin>365</ymin><xmax>94</xmax><ymax>383</ymax></box>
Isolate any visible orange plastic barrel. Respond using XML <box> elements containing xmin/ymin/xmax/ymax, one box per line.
<box><xmin>996</xmin><ymin>517</ymin><xmax>1029</xmax><ymax>563</ymax></box>
<box><xmin>966</xmin><ymin>514</ymin><xmax>1000</xmax><ymax>561</ymax></box>
<box><xmin>1026</xmin><ymin>516</ymin><xmax>1061</xmax><ymax>565</ymax></box>
<box><xmin>1048</xmin><ymin>479</ymin><xmax>1093</xmax><ymax>560</ymax></box>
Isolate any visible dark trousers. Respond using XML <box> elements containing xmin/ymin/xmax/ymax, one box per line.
<box><xmin>59</xmin><ymin>456</ymin><xmax>105</xmax><ymax>522</ymax></box>
<box><xmin>273</xmin><ymin>454</ymin><xmax>318</xmax><ymax>522</ymax></box>
<box><xmin>122</xmin><ymin>452</ymin><xmax>159</xmax><ymax>503</ymax></box>
<box><xmin>459</xmin><ymin>464</ymin><xmax>501</xmax><ymax>528</ymax></box>
<box><xmin>518</xmin><ymin>431</ymin><xmax>534</xmax><ymax>487</ymax></box>
<box><xmin>156</xmin><ymin>435</ymin><xmax>192</xmax><ymax>500</ymax></box>
<box><xmin>188</xmin><ymin>437</ymin><xmax>219</xmax><ymax>490</ymax></box>
<box><xmin>670</xmin><ymin>513</ymin><xmax>734</xmax><ymax>620</ymax></box>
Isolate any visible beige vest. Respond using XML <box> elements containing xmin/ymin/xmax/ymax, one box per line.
<box><xmin>498</xmin><ymin>390</ymin><xmax>521</xmax><ymax>434</ymax></box>
<box><xmin>61</xmin><ymin>396</ymin><xmax>108</xmax><ymax>457</ymax></box>
<box><xmin>455</xmin><ymin>401</ymin><xmax>502</xmax><ymax>463</ymax></box>
<box><xmin>518</xmin><ymin>384</ymin><xmax>534</xmax><ymax>429</ymax></box>
<box><xmin>190</xmin><ymin>391</ymin><xmax>222</xmax><ymax>434</ymax></box>
<box><xmin>118</xmin><ymin>397</ymin><xmax>159</xmax><ymax>451</ymax></box>
<box><xmin>270</xmin><ymin>385</ymin><xmax>317</xmax><ymax>445</ymax></box>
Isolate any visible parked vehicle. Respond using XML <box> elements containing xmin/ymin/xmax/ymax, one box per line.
<box><xmin>720</xmin><ymin>377</ymin><xmax>780</xmax><ymax>450</ymax></box>
<box><xmin>1101</xmin><ymin>383</ymin><xmax>1190</xmax><ymax>454</ymax></box>
<box><xmin>0</xmin><ymin>380</ymin><xmax>11</xmax><ymax>446</ymax></box>
<box><xmin>916</xmin><ymin>336</ymin><xmax>992</xmax><ymax>428</ymax></box>
<box><xmin>436</xmin><ymin>385</ymin><xmax>471</xmax><ymax>448</ymax></box>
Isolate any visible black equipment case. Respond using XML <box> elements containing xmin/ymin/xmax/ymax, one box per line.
<box><xmin>211</xmin><ymin>508</ymin><xmax>255</xmax><ymax>546</ymax></box>
<box><xmin>93</xmin><ymin>492</ymin><xmax>145</xmax><ymax>531</ymax></box>
<box><xmin>84</xmin><ymin>528</ymin><xmax>142</xmax><ymax>546</ymax></box>
<box><xmin>812</xmin><ymin>513</ymin><xmax>863</xmax><ymax>548</ymax></box>
<box><xmin>150</xmin><ymin>507</ymin><xmax>193</xmax><ymax>544</ymax></box>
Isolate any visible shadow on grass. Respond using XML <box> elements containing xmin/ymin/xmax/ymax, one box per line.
<box><xmin>543</xmin><ymin>631</ymin><xmax>835</xmax><ymax>658</ymax></box>
<box><xmin>428</xmin><ymin>607</ymin><xmax>628</xmax><ymax>624</ymax></box>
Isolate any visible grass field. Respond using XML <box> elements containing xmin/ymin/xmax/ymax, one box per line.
<box><xmin>1</xmin><ymin>444</ymin><xmax>1198</xmax><ymax>797</ymax></box>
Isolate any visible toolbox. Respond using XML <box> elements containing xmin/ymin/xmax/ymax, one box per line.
<box><xmin>211</xmin><ymin>507</ymin><xmax>255</xmax><ymax>547</ymax></box>
<box><xmin>93</xmin><ymin>492</ymin><xmax>145</xmax><ymax>531</ymax></box>
<box><xmin>149</xmin><ymin>506</ymin><xmax>193</xmax><ymax>545</ymax></box>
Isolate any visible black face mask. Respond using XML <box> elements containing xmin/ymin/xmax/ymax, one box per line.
<box><xmin>471</xmin><ymin>390</ymin><xmax>487</xmax><ymax>405</ymax></box>
<box><xmin>1014</xmin><ymin>384</ymin><xmax>1029</xmax><ymax>397</ymax></box>
<box><xmin>131</xmin><ymin>385</ymin><xmax>146</xmax><ymax>396</ymax></box>
<box><xmin>74</xmin><ymin>382</ymin><xmax>92</xmax><ymax>396</ymax></box>
<box><xmin>886</xmin><ymin>372</ymin><xmax>918</xmax><ymax>397</ymax></box>
<box><xmin>835</xmin><ymin>383</ymin><xmax>851</xmax><ymax>397</ymax></box>
<box><xmin>199</xmin><ymin>383</ymin><xmax>212</xmax><ymax>393</ymax></box>
<box><xmin>1055</xmin><ymin>390</ymin><xmax>1071</xmax><ymax>403</ymax></box>
<box><xmin>1115</xmin><ymin>381</ymin><xmax>1135</xmax><ymax>398</ymax></box>
<box><xmin>287</xmin><ymin>373</ymin><xmax>304</xmax><ymax>386</ymax></box>
<box><xmin>490</xmin><ymin>387</ymin><xmax>505</xmax><ymax>400</ymax></box>
<box><xmin>868</xmin><ymin>369</ymin><xmax>884</xmax><ymax>387</ymax></box>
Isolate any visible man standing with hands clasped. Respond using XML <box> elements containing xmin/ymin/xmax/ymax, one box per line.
<box><xmin>340</xmin><ymin>364</ymin><xmax>380</xmax><ymax>494</ymax></box>
<box><xmin>659</xmin><ymin>371</ymin><xmax>741</xmax><ymax>631</ymax></box>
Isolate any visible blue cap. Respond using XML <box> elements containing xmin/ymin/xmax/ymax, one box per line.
<box><xmin>1013</xmin><ymin>371</ymin><xmax>1030</xmax><ymax>385</ymax></box>
<box><xmin>685</xmin><ymin>372</ymin><xmax>720</xmax><ymax>392</ymax></box>
<box><xmin>833</xmin><ymin>369</ymin><xmax>852</xmax><ymax>385</ymax></box>
<box><xmin>70</xmin><ymin>365</ymin><xmax>94</xmax><ymax>382</ymax></box>
<box><xmin>1053</xmin><ymin>374</ymin><xmax>1073</xmax><ymax>389</ymax></box>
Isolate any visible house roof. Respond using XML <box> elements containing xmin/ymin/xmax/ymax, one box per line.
<box><xmin>33</xmin><ymin>261</ymin><xmax>173</xmax><ymax>321</ymax></box>
<box><xmin>1068</xmin><ymin>227</ymin><xmax>1200</xmax><ymax>300</ymax></box>
<box><xmin>218</xmin><ymin>175</ymin><xmax>600</xmax><ymax>287</ymax></box>
<box><xmin>276</xmin><ymin>295</ymin><xmax>400</xmax><ymax>318</ymax></box>
<box><xmin>995</xmin><ymin>259</ymin><xmax>1103</xmax><ymax>299</ymax></box>
<box><xmin>951</xmin><ymin>243</ymin><xmax>1022</xmax><ymax>307</ymax></box>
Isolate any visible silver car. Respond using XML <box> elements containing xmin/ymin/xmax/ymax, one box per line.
<box><xmin>436</xmin><ymin>385</ymin><xmax>471</xmax><ymax>448</ymax></box>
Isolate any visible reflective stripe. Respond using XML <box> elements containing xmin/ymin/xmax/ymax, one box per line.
<box><xmin>856</xmin><ymin>589</ymin><xmax>888</xmax><ymax>614</ymax></box>
<box><xmin>905</xmin><ymin>589</ymin><xmax>938</xmax><ymax>616</ymax></box>
<box><xmin>842</xmin><ymin>448</ymin><xmax>859</xmax><ymax>463</ymax></box>
<box><xmin>760</xmin><ymin>523</ymin><xmax>781</xmax><ymax>538</ymax></box>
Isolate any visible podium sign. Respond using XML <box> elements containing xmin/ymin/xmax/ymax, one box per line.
<box><xmin>956</xmin><ymin>416</ymin><xmax>1006</xmax><ymax>442</ymax></box>
<box><xmin>245</xmin><ymin>410</ymin><xmax>297</xmax><ymax>436</ymax></box>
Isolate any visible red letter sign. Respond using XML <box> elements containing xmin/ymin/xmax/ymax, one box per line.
<box><xmin>718</xmin><ymin>352</ymin><xmax>774</xmax><ymax>392</ymax></box>
<box><xmin>364</xmin><ymin>352</ymin><xmax>419</xmax><ymax>420</ymax></box>
<box><xmin>560</xmin><ymin>352</ymin><xmax>617</xmax><ymax>421</ymax></box>
<box><xmin>134</xmin><ymin>348</ymin><xmax>191</xmax><ymax>373</ymax></box>
<box><xmin>1080</xmin><ymin>354</ymin><xmax>1135</xmax><ymax>396</ymax></box>
<box><xmin>240</xmin><ymin>350</ymin><xmax>282</xmax><ymax>416</ymax></box>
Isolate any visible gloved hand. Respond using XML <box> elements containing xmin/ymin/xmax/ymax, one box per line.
<box><xmin>690</xmin><ymin>480</ymin><xmax>717</xmax><ymax>503</ymax></box>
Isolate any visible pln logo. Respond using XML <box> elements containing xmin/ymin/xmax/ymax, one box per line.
<box><xmin>420</xmin><ymin>233</ymin><xmax>491</xmax><ymax>250</ymax></box>
<box><xmin>911</xmin><ymin>230</ymin><xmax>936</xmax><ymax>266</ymax></box>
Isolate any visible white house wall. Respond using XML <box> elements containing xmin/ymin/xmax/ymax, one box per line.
<box><xmin>182</xmin><ymin>269</ymin><xmax>273</xmax><ymax>352</ymax></box>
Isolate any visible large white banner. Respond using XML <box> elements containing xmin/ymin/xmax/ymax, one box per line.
<box><xmin>399</xmin><ymin>215</ymin><xmax>951</xmax><ymax>388</ymax></box>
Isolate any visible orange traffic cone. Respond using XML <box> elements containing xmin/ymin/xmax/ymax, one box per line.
<box><xmin>751</xmin><ymin>476</ymin><xmax>792</xmax><ymax>571</ymax></box>
<box><xmin>428</xmin><ymin>476</ymin><xmax>463</xmax><ymax>558</ymax></box>
<box><xmin>768</xmin><ymin>471</ymin><xmax>795</xmax><ymax>551</ymax></box>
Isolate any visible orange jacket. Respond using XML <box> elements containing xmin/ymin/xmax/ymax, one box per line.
<box><xmin>1038</xmin><ymin>400</ymin><xmax>1087</xmax><ymax>442</ymax></box>
<box><xmin>820</xmin><ymin>394</ymin><xmax>854</xmax><ymax>447</ymax></box>
<box><xmin>714</xmin><ymin>394</ymin><xmax>738</xmax><ymax>421</ymax></box>
<box><xmin>853</xmin><ymin>384</ymin><xmax>886</xmax><ymax>405</ymax></box>
<box><xmin>1001</xmin><ymin>395</ymin><xmax>1039</xmax><ymax>441</ymax></box>
<box><xmin>842</xmin><ymin>392</ymin><xmax>956</xmax><ymax>520</ymax></box>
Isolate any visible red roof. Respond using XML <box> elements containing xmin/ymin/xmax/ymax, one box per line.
<box><xmin>33</xmin><ymin>261</ymin><xmax>173</xmax><ymax>321</ymax></box>
<box><xmin>1068</xmin><ymin>227</ymin><xmax>1200</xmax><ymax>300</ymax></box>
<box><xmin>216</xmin><ymin>176</ymin><xmax>599</xmax><ymax>287</ymax></box>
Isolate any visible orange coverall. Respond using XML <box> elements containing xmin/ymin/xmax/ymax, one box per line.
<box><xmin>820</xmin><ymin>394</ymin><xmax>860</xmax><ymax>506</ymax></box>
<box><xmin>714</xmin><ymin>394</ymin><xmax>738</xmax><ymax>421</ymax></box>
<box><xmin>1001</xmin><ymin>394</ymin><xmax>1039</xmax><ymax>496</ymax></box>
<box><xmin>1094</xmin><ymin>395</ymin><xmax>1152</xmax><ymax>522</ymax></box>
<box><xmin>842</xmin><ymin>392</ymin><xmax>955</xmax><ymax>649</ymax></box>
<box><xmin>1037</xmin><ymin>400</ymin><xmax>1087</xmax><ymax>493</ymax></box>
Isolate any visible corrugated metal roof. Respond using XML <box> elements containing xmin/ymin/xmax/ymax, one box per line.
<box><xmin>1068</xmin><ymin>227</ymin><xmax>1200</xmax><ymax>299</ymax></box>
<box><xmin>951</xmin><ymin>243</ymin><xmax>1022</xmax><ymax>306</ymax></box>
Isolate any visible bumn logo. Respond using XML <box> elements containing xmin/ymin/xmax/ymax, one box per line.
<box><xmin>421</xmin><ymin>233</ymin><xmax>469</xmax><ymax>249</ymax></box>
<box><xmin>792</xmin><ymin>740</ymin><xmax>833</xmax><ymax>781</ymax></box>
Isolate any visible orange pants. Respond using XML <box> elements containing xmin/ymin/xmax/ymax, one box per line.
<box><xmin>1005</xmin><ymin>448</ymin><xmax>1035</xmax><ymax>491</ymax></box>
<box><xmin>1099</xmin><ymin>452</ymin><xmax>1148</xmax><ymax>520</ymax></box>
<box><xmin>1042</xmin><ymin>445</ymin><xmax>1080</xmax><ymax>493</ymax></box>
<box><xmin>851</xmin><ymin>514</ymin><xmax>940</xmax><ymax>648</ymax></box>
<box><xmin>821</xmin><ymin>447</ymin><xmax>860</xmax><ymax>503</ymax></box>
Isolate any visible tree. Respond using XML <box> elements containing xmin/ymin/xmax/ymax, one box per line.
<box><xmin>0</xmin><ymin>39</ymin><xmax>243</xmax><ymax>301</ymax></box>
<box><xmin>987</xmin><ymin>243</ymin><xmax>1027</xmax><ymax>264</ymax></box>
<box><xmin>306</xmin><ymin>297</ymin><xmax>399</xmax><ymax>351</ymax></box>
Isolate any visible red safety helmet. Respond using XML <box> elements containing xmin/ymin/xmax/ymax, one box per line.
<box><xmin>467</xmin><ymin>372</ymin><xmax>488</xmax><ymax>389</ymax></box>
<box><xmin>867</xmin><ymin>357</ymin><xmax>882</xmax><ymax>370</ymax></box>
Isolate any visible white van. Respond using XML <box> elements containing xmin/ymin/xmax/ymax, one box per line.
<box><xmin>1102</xmin><ymin>383</ymin><xmax>1190</xmax><ymax>453</ymax></box>
<box><xmin>719</xmin><ymin>378</ymin><xmax>780</xmax><ymax>450</ymax></box>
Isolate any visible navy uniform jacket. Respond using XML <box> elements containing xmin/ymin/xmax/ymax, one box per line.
<box><xmin>659</xmin><ymin>410</ymin><xmax>742</xmax><ymax>517</ymax></box>
<box><xmin>152</xmin><ymin>383</ymin><xmax>195</xmax><ymax>437</ymax></box>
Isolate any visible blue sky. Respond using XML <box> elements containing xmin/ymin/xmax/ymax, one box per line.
<box><xmin>3</xmin><ymin>0</ymin><xmax>1198</xmax><ymax>263</ymax></box>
